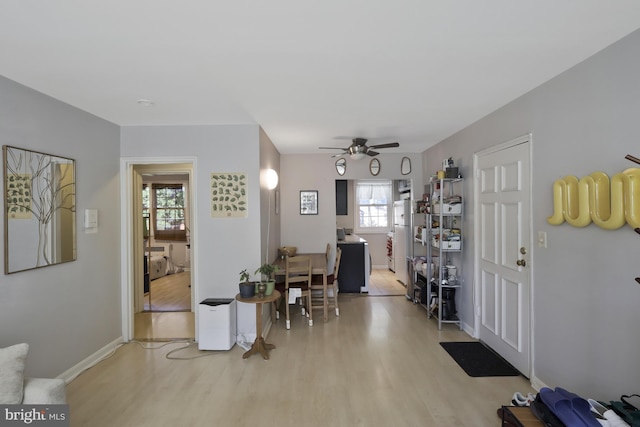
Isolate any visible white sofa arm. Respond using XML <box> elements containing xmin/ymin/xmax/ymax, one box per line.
<box><xmin>22</xmin><ymin>377</ymin><xmax>66</xmax><ymax>404</ymax></box>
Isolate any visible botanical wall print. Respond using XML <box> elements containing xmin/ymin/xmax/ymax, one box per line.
<box><xmin>211</xmin><ymin>172</ymin><xmax>247</xmax><ymax>218</ymax></box>
<box><xmin>6</xmin><ymin>172</ymin><xmax>32</xmax><ymax>219</ymax></box>
<box><xmin>3</xmin><ymin>145</ymin><xmax>76</xmax><ymax>273</ymax></box>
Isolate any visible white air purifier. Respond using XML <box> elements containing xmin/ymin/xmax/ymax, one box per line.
<box><xmin>198</xmin><ymin>298</ymin><xmax>236</xmax><ymax>350</ymax></box>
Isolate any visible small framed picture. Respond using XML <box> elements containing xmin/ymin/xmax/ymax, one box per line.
<box><xmin>300</xmin><ymin>190</ymin><xmax>318</xmax><ymax>215</ymax></box>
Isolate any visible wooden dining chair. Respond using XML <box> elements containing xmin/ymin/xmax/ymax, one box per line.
<box><xmin>311</xmin><ymin>247</ymin><xmax>342</xmax><ymax>318</ymax></box>
<box><xmin>312</xmin><ymin>243</ymin><xmax>332</xmax><ymax>284</ymax></box>
<box><xmin>277</xmin><ymin>255</ymin><xmax>313</xmax><ymax>329</ymax></box>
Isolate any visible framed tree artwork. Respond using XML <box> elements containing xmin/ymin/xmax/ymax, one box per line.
<box><xmin>3</xmin><ymin>145</ymin><xmax>76</xmax><ymax>274</ymax></box>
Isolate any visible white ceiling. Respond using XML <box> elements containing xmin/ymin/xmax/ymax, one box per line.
<box><xmin>2</xmin><ymin>1</ymin><xmax>640</xmax><ymax>155</ymax></box>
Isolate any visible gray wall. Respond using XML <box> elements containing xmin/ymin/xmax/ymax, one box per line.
<box><xmin>259</xmin><ymin>127</ymin><xmax>281</xmax><ymax>327</ymax></box>
<box><xmin>424</xmin><ymin>29</ymin><xmax>640</xmax><ymax>399</ymax></box>
<box><xmin>120</xmin><ymin>125</ymin><xmax>264</xmax><ymax>339</ymax></box>
<box><xmin>259</xmin><ymin>127</ymin><xmax>281</xmax><ymax>268</ymax></box>
<box><xmin>0</xmin><ymin>75</ymin><xmax>121</xmax><ymax>377</ymax></box>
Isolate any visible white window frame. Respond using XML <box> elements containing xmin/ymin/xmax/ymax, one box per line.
<box><xmin>354</xmin><ymin>179</ymin><xmax>393</xmax><ymax>234</ymax></box>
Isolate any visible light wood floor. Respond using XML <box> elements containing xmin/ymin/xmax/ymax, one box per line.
<box><xmin>144</xmin><ymin>271</ymin><xmax>192</xmax><ymax>312</ymax></box>
<box><xmin>134</xmin><ymin>271</ymin><xmax>195</xmax><ymax>341</ymax></box>
<box><xmin>68</xmin><ymin>294</ymin><xmax>534</xmax><ymax>427</ymax></box>
<box><xmin>368</xmin><ymin>268</ymin><xmax>407</xmax><ymax>296</ymax></box>
<box><xmin>134</xmin><ymin>268</ymin><xmax>405</xmax><ymax>341</ymax></box>
<box><xmin>133</xmin><ymin>312</ymin><xmax>196</xmax><ymax>341</ymax></box>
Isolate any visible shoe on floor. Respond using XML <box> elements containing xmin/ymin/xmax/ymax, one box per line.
<box><xmin>541</xmin><ymin>387</ymin><xmax>602</xmax><ymax>427</ymax></box>
<box><xmin>555</xmin><ymin>388</ymin><xmax>602</xmax><ymax>427</ymax></box>
<box><xmin>588</xmin><ymin>399</ymin><xmax>630</xmax><ymax>427</ymax></box>
<box><xmin>512</xmin><ymin>391</ymin><xmax>535</xmax><ymax>407</ymax></box>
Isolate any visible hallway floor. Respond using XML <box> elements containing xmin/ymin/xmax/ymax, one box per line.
<box><xmin>368</xmin><ymin>267</ymin><xmax>407</xmax><ymax>296</ymax></box>
<box><xmin>70</xmin><ymin>294</ymin><xmax>533</xmax><ymax>427</ymax></box>
<box><xmin>134</xmin><ymin>268</ymin><xmax>407</xmax><ymax>341</ymax></box>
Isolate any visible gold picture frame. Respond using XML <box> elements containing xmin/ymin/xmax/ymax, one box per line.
<box><xmin>3</xmin><ymin>145</ymin><xmax>76</xmax><ymax>274</ymax></box>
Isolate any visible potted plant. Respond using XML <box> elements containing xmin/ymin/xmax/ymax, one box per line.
<box><xmin>238</xmin><ymin>269</ymin><xmax>255</xmax><ymax>298</ymax></box>
<box><xmin>255</xmin><ymin>263</ymin><xmax>278</xmax><ymax>296</ymax></box>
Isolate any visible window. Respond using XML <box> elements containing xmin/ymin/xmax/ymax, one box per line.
<box><xmin>152</xmin><ymin>184</ymin><xmax>186</xmax><ymax>241</ymax></box>
<box><xmin>355</xmin><ymin>180</ymin><xmax>392</xmax><ymax>233</ymax></box>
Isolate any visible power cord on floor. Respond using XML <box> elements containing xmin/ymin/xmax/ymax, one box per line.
<box><xmin>128</xmin><ymin>339</ymin><xmax>228</xmax><ymax>360</ymax></box>
<box><xmin>163</xmin><ymin>342</ymin><xmax>226</xmax><ymax>360</ymax></box>
<box><xmin>129</xmin><ymin>339</ymin><xmax>213</xmax><ymax>360</ymax></box>
<box><xmin>129</xmin><ymin>339</ymin><xmax>193</xmax><ymax>350</ymax></box>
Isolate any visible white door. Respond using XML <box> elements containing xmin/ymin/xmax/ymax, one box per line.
<box><xmin>474</xmin><ymin>136</ymin><xmax>531</xmax><ymax>376</ymax></box>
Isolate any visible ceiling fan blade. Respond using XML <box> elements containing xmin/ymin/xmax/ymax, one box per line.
<box><xmin>369</xmin><ymin>142</ymin><xmax>399</xmax><ymax>149</ymax></box>
<box><xmin>319</xmin><ymin>146</ymin><xmax>348</xmax><ymax>150</ymax></box>
<box><xmin>367</xmin><ymin>150</ymin><xmax>379</xmax><ymax>156</ymax></box>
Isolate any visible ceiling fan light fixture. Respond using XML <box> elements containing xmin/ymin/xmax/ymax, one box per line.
<box><xmin>320</xmin><ymin>137</ymin><xmax>398</xmax><ymax>160</ymax></box>
<box><xmin>349</xmin><ymin>145</ymin><xmax>367</xmax><ymax>160</ymax></box>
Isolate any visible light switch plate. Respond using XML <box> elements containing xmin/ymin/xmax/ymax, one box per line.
<box><xmin>537</xmin><ymin>231</ymin><xmax>547</xmax><ymax>248</ymax></box>
<box><xmin>84</xmin><ymin>209</ymin><xmax>98</xmax><ymax>228</ymax></box>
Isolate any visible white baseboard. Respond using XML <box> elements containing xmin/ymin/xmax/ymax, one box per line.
<box><xmin>530</xmin><ymin>375</ymin><xmax>547</xmax><ymax>392</ymax></box>
<box><xmin>460</xmin><ymin>320</ymin><xmax>475</xmax><ymax>337</ymax></box>
<box><xmin>58</xmin><ymin>337</ymin><xmax>124</xmax><ymax>384</ymax></box>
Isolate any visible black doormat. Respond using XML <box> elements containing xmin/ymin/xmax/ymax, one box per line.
<box><xmin>440</xmin><ymin>341</ymin><xmax>520</xmax><ymax>377</ymax></box>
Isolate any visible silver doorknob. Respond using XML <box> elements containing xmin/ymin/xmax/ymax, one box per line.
<box><xmin>516</xmin><ymin>259</ymin><xmax>526</xmax><ymax>267</ymax></box>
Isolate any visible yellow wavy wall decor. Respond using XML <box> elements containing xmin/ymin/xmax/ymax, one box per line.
<box><xmin>547</xmin><ymin>168</ymin><xmax>640</xmax><ymax>229</ymax></box>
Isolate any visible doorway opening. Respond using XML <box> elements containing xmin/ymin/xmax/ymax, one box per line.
<box><xmin>121</xmin><ymin>158</ymin><xmax>197</xmax><ymax>342</ymax></box>
<box><xmin>335</xmin><ymin>178</ymin><xmax>417</xmax><ymax>297</ymax></box>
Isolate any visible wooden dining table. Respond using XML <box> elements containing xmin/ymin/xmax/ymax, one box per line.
<box><xmin>273</xmin><ymin>253</ymin><xmax>329</xmax><ymax>321</ymax></box>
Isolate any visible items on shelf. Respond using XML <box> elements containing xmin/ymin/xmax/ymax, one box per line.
<box><xmin>412</xmin><ymin>176</ymin><xmax>464</xmax><ymax>330</ymax></box>
<box><xmin>415</xmin><ymin>200</ymin><xmax>429</xmax><ymax>213</ymax></box>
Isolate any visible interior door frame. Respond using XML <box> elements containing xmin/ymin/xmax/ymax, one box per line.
<box><xmin>472</xmin><ymin>134</ymin><xmax>534</xmax><ymax>374</ymax></box>
<box><xmin>120</xmin><ymin>156</ymin><xmax>198</xmax><ymax>342</ymax></box>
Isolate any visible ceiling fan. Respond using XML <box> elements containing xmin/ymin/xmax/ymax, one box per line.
<box><xmin>319</xmin><ymin>138</ymin><xmax>400</xmax><ymax>160</ymax></box>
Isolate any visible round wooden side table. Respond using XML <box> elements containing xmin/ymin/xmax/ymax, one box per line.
<box><xmin>235</xmin><ymin>290</ymin><xmax>281</xmax><ymax>360</ymax></box>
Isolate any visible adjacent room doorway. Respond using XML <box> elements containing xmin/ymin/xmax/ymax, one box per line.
<box><xmin>120</xmin><ymin>158</ymin><xmax>197</xmax><ymax>342</ymax></box>
<box><xmin>473</xmin><ymin>135</ymin><xmax>532</xmax><ymax>376</ymax></box>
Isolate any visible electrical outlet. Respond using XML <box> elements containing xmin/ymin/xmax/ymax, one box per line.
<box><xmin>538</xmin><ymin>231</ymin><xmax>547</xmax><ymax>248</ymax></box>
